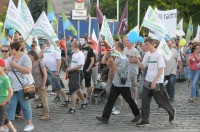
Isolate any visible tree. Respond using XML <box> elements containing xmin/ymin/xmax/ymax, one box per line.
<box><xmin>28</xmin><ymin>0</ymin><xmax>47</xmax><ymax>22</ymax></box>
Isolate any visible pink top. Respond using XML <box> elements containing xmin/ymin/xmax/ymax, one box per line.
<box><xmin>189</xmin><ymin>53</ymin><xmax>200</xmax><ymax>70</ymax></box>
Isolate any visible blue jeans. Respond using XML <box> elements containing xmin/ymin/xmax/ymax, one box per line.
<box><xmin>185</xmin><ymin>66</ymin><xmax>191</xmax><ymax>79</ymax></box>
<box><xmin>8</xmin><ymin>90</ymin><xmax>32</xmax><ymax>120</ymax></box>
<box><xmin>165</xmin><ymin>74</ymin><xmax>176</xmax><ymax>99</ymax></box>
<box><xmin>190</xmin><ymin>70</ymin><xmax>200</xmax><ymax>98</ymax></box>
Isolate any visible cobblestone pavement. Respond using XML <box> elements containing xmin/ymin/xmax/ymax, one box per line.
<box><xmin>12</xmin><ymin>71</ymin><xmax>200</xmax><ymax>132</ymax></box>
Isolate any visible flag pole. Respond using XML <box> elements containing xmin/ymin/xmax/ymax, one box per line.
<box><xmin>117</xmin><ymin>0</ymin><xmax>119</xmax><ymax>21</ymax></box>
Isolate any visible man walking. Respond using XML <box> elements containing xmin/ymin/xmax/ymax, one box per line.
<box><xmin>136</xmin><ymin>38</ymin><xmax>176</xmax><ymax>127</ymax></box>
<box><xmin>96</xmin><ymin>42</ymin><xmax>141</xmax><ymax>123</ymax></box>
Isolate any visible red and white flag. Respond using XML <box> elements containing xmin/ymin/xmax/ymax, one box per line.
<box><xmin>90</xmin><ymin>29</ymin><xmax>98</xmax><ymax>51</ymax></box>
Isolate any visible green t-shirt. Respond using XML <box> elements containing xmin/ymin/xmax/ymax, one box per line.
<box><xmin>0</xmin><ymin>75</ymin><xmax>11</xmax><ymax>103</ymax></box>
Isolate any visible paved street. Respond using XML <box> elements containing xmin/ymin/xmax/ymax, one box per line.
<box><xmin>12</xmin><ymin>71</ymin><xmax>200</xmax><ymax>132</ymax></box>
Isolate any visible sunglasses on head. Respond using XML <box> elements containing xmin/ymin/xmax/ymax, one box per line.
<box><xmin>1</xmin><ymin>50</ymin><xmax>8</xmax><ymax>53</ymax></box>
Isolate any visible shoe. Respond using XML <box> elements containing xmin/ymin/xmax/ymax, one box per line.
<box><xmin>188</xmin><ymin>98</ymin><xmax>194</xmax><ymax>103</ymax></box>
<box><xmin>131</xmin><ymin>114</ymin><xmax>141</xmax><ymax>122</ymax></box>
<box><xmin>23</xmin><ymin>125</ymin><xmax>34</xmax><ymax>131</ymax></box>
<box><xmin>112</xmin><ymin>107</ymin><xmax>116</xmax><ymax>112</ymax></box>
<box><xmin>50</xmin><ymin>92</ymin><xmax>56</xmax><ymax>95</ymax></box>
<box><xmin>86</xmin><ymin>98</ymin><xmax>91</xmax><ymax>104</ymax></box>
<box><xmin>16</xmin><ymin>115</ymin><xmax>24</xmax><ymax>120</ymax></box>
<box><xmin>81</xmin><ymin>102</ymin><xmax>88</xmax><ymax>109</ymax></box>
<box><xmin>61</xmin><ymin>100</ymin><xmax>70</xmax><ymax>107</ymax></box>
<box><xmin>68</xmin><ymin>108</ymin><xmax>75</xmax><ymax>114</ymax></box>
<box><xmin>35</xmin><ymin>104</ymin><xmax>43</xmax><ymax>109</ymax></box>
<box><xmin>52</xmin><ymin>96</ymin><xmax>61</xmax><ymax>102</ymax></box>
<box><xmin>169</xmin><ymin>109</ymin><xmax>176</xmax><ymax>123</ymax></box>
<box><xmin>157</xmin><ymin>106</ymin><xmax>163</xmax><ymax>111</ymax></box>
<box><xmin>96</xmin><ymin>116</ymin><xmax>109</xmax><ymax>123</ymax></box>
<box><xmin>169</xmin><ymin>98</ymin><xmax>174</xmax><ymax>102</ymax></box>
<box><xmin>136</xmin><ymin>121</ymin><xmax>150</xmax><ymax>127</ymax></box>
<box><xmin>40</xmin><ymin>115</ymin><xmax>49</xmax><ymax>121</ymax></box>
<box><xmin>112</xmin><ymin>110</ymin><xmax>120</xmax><ymax>115</ymax></box>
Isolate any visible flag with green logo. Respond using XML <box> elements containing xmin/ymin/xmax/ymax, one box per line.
<box><xmin>47</xmin><ymin>0</ymin><xmax>57</xmax><ymax>28</ymax></box>
<box><xmin>111</xmin><ymin>49</ymin><xmax>125</xmax><ymax>59</ymax></box>
<box><xmin>141</xmin><ymin>6</ymin><xmax>170</xmax><ymax>40</ymax></box>
<box><xmin>185</xmin><ymin>17</ymin><xmax>193</xmax><ymax>44</ymax></box>
<box><xmin>100</xmin><ymin>16</ymin><xmax>115</xmax><ymax>47</ymax></box>
<box><xmin>175</xmin><ymin>18</ymin><xmax>185</xmax><ymax>36</ymax></box>
<box><xmin>157</xmin><ymin>38</ymin><xmax>172</xmax><ymax>61</ymax></box>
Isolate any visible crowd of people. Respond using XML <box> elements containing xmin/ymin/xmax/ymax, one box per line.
<box><xmin>0</xmin><ymin>30</ymin><xmax>200</xmax><ymax>131</ymax></box>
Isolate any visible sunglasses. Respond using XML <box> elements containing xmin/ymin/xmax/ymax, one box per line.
<box><xmin>31</xmin><ymin>45</ymin><xmax>35</xmax><ymax>47</ymax></box>
<box><xmin>1</xmin><ymin>50</ymin><xmax>8</xmax><ymax>53</ymax></box>
<box><xmin>101</xmin><ymin>45</ymin><xmax>105</xmax><ymax>46</ymax></box>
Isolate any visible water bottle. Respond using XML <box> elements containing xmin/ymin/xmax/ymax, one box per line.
<box><xmin>163</xmin><ymin>80</ymin><xmax>168</xmax><ymax>87</ymax></box>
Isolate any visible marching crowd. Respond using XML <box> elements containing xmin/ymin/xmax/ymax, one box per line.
<box><xmin>0</xmin><ymin>31</ymin><xmax>200</xmax><ymax>132</ymax></box>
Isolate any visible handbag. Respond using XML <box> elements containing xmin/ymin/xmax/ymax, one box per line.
<box><xmin>12</xmin><ymin>68</ymin><xmax>35</xmax><ymax>100</ymax></box>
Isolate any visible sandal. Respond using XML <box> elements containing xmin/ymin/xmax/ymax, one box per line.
<box><xmin>35</xmin><ymin>104</ymin><xmax>43</xmax><ymax>109</ymax></box>
<box><xmin>61</xmin><ymin>100</ymin><xmax>70</xmax><ymax>107</ymax></box>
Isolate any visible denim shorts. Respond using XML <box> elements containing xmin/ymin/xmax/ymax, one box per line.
<box><xmin>46</xmin><ymin>71</ymin><xmax>62</xmax><ymax>91</ymax></box>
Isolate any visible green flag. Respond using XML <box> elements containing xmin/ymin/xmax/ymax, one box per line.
<box><xmin>185</xmin><ymin>17</ymin><xmax>193</xmax><ymax>44</ymax></box>
<box><xmin>47</xmin><ymin>0</ymin><xmax>57</xmax><ymax>28</ymax></box>
<box><xmin>62</xmin><ymin>13</ymin><xmax>77</xmax><ymax>36</ymax></box>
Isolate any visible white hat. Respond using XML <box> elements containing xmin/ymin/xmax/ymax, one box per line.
<box><xmin>54</xmin><ymin>38</ymin><xmax>59</xmax><ymax>42</ymax></box>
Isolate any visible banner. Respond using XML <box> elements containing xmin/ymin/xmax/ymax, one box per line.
<box><xmin>30</xmin><ymin>11</ymin><xmax>58</xmax><ymax>49</ymax></box>
<box><xmin>175</xmin><ymin>18</ymin><xmax>185</xmax><ymax>36</ymax></box>
<box><xmin>141</xmin><ymin>6</ymin><xmax>170</xmax><ymax>39</ymax></box>
<box><xmin>118</xmin><ymin>0</ymin><xmax>128</xmax><ymax>34</ymax></box>
<box><xmin>157</xmin><ymin>38</ymin><xmax>173</xmax><ymax>61</ymax></box>
<box><xmin>148</xmin><ymin>29</ymin><xmax>162</xmax><ymax>40</ymax></box>
<box><xmin>100</xmin><ymin>16</ymin><xmax>115</xmax><ymax>47</ymax></box>
<box><xmin>62</xmin><ymin>13</ymin><xmax>77</xmax><ymax>36</ymax></box>
<box><xmin>18</xmin><ymin>0</ymin><xmax>34</xmax><ymax>45</ymax></box>
<box><xmin>185</xmin><ymin>17</ymin><xmax>193</xmax><ymax>44</ymax></box>
<box><xmin>5</xmin><ymin>0</ymin><xmax>29</xmax><ymax>40</ymax></box>
<box><xmin>195</xmin><ymin>25</ymin><xmax>200</xmax><ymax>41</ymax></box>
<box><xmin>155</xmin><ymin>8</ymin><xmax>177</xmax><ymax>37</ymax></box>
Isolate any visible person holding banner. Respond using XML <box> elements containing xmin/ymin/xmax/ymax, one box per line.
<box><xmin>164</xmin><ymin>40</ymin><xmax>182</xmax><ymax>101</ymax></box>
<box><xmin>135</xmin><ymin>38</ymin><xmax>176</xmax><ymax>127</ymax></box>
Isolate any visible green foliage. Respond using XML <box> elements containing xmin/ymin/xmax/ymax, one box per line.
<box><xmin>0</xmin><ymin>6</ymin><xmax>7</xmax><ymax>22</ymax></box>
<box><xmin>90</xmin><ymin>0</ymin><xmax>200</xmax><ymax>36</ymax></box>
<box><xmin>28</xmin><ymin>0</ymin><xmax>48</xmax><ymax>22</ymax></box>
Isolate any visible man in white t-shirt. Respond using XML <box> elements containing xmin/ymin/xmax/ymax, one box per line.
<box><xmin>39</xmin><ymin>40</ymin><xmax>69</xmax><ymax>106</ymax></box>
<box><xmin>66</xmin><ymin>42</ymin><xmax>87</xmax><ymax>113</ymax></box>
<box><xmin>136</xmin><ymin>38</ymin><xmax>176</xmax><ymax>127</ymax></box>
<box><xmin>123</xmin><ymin>36</ymin><xmax>141</xmax><ymax>104</ymax></box>
<box><xmin>165</xmin><ymin>40</ymin><xmax>182</xmax><ymax>101</ymax></box>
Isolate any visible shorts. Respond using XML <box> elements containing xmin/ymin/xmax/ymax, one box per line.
<box><xmin>68</xmin><ymin>71</ymin><xmax>83</xmax><ymax>94</ymax></box>
<box><xmin>0</xmin><ymin>105</ymin><xmax>8</xmax><ymax>126</ymax></box>
<box><xmin>46</xmin><ymin>71</ymin><xmax>62</xmax><ymax>91</ymax></box>
<box><xmin>83</xmin><ymin>69</ymin><xmax>92</xmax><ymax>88</ymax></box>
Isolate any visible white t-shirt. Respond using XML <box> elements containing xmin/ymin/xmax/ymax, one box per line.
<box><xmin>142</xmin><ymin>50</ymin><xmax>165</xmax><ymax>83</ymax></box>
<box><xmin>124</xmin><ymin>47</ymin><xmax>141</xmax><ymax>74</ymax></box>
<box><xmin>71</xmin><ymin>51</ymin><xmax>85</xmax><ymax>70</ymax></box>
<box><xmin>43</xmin><ymin>47</ymin><xmax>61</xmax><ymax>71</ymax></box>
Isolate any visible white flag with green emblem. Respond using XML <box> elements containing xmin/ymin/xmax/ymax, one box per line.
<box><xmin>5</xmin><ymin>0</ymin><xmax>29</xmax><ymax>40</ymax></box>
<box><xmin>29</xmin><ymin>11</ymin><xmax>58</xmax><ymax>49</ymax></box>
<box><xmin>141</xmin><ymin>6</ymin><xmax>170</xmax><ymax>39</ymax></box>
<box><xmin>157</xmin><ymin>38</ymin><xmax>172</xmax><ymax>61</ymax></box>
<box><xmin>111</xmin><ymin>49</ymin><xmax>125</xmax><ymax>59</ymax></box>
<box><xmin>100</xmin><ymin>16</ymin><xmax>115</xmax><ymax>47</ymax></box>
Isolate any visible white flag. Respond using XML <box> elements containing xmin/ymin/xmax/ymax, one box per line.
<box><xmin>148</xmin><ymin>29</ymin><xmax>163</xmax><ymax>40</ymax></box>
<box><xmin>5</xmin><ymin>0</ymin><xmax>29</xmax><ymax>40</ymax></box>
<box><xmin>127</xmin><ymin>25</ymin><xmax>139</xmax><ymax>35</ymax></box>
<box><xmin>175</xmin><ymin>18</ymin><xmax>185</xmax><ymax>36</ymax></box>
<box><xmin>18</xmin><ymin>0</ymin><xmax>35</xmax><ymax>45</ymax></box>
<box><xmin>195</xmin><ymin>25</ymin><xmax>200</xmax><ymax>41</ymax></box>
<box><xmin>100</xmin><ymin>16</ymin><xmax>115</xmax><ymax>47</ymax></box>
<box><xmin>90</xmin><ymin>29</ymin><xmax>98</xmax><ymax>51</ymax></box>
<box><xmin>157</xmin><ymin>38</ymin><xmax>173</xmax><ymax>61</ymax></box>
<box><xmin>30</xmin><ymin>11</ymin><xmax>58</xmax><ymax>49</ymax></box>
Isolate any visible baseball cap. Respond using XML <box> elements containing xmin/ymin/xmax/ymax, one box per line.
<box><xmin>0</xmin><ymin>59</ymin><xmax>6</xmax><ymax>68</ymax></box>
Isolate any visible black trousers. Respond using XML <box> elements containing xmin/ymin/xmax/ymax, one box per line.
<box><xmin>141</xmin><ymin>85</ymin><xmax>174</xmax><ymax>121</ymax></box>
<box><xmin>102</xmin><ymin>84</ymin><xmax>140</xmax><ymax>119</ymax></box>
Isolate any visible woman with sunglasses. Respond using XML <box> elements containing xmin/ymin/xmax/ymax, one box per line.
<box><xmin>1</xmin><ymin>45</ymin><xmax>10</xmax><ymax>68</ymax></box>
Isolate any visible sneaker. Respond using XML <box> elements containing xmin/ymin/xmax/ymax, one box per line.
<box><xmin>68</xmin><ymin>108</ymin><xmax>75</xmax><ymax>114</ymax></box>
<box><xmin>50</xmin><ymin>92</ymin><xmax>56</xmax><ymax>95</ymax></box>
<box><xmin>131</xmin><ymin>114</ymin><xmax>141</xmax><ymax>122</ymax></box>
<box><xmin>136</xmin><ymin>121</ymin><xmax>150</xmax><ymax>127</ymax></box>
<box><xmin>23</xmin><ymin>124</ymin><xmax>34</xmax><ymax>131</ymax></box>
<box><xmin>188</xmin><ymin>98</ymin><xmax>194</xmax><ymax>103</ymax></box>
<box><xmin>61</xmin><ymin>100</ymin><xmax>70</xmax><ymax>107</ymax></box>
<box><xmin>96</xmin><ymin>116</ymin><xmax>109</xmax><ymax>123</ymax></box>
<box><xmin>112</xmin><ymin>107</ymin><xmax>116</xmax><ymax>112</ymax></box>
<box><xmin>157</xmin><ymin>106</ymin><xmax>163</xmax><ymax>111</ymax></box>
<box><xmin>169</xmin><ymin>109</ymin><xmax>176</xmax><ymax>123</ymax></box>
<box><xmin>52</xmin><ymin>96</ymin><xmax>61</xmax><ymax>102</ymax></box>
<box><xmin>81</xmin><ymin>102</ymin><xmax>88</xmax><ymax>109</ymax></box>
<box><xmin>112</xmin><ymin>110</ymin><xmax>120</xmax><ymax>115</ymax></box>
<box><xmin>86</xmin><ymin>98</ymin><xmax>91</xmax><ymax>104</ymax></box>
